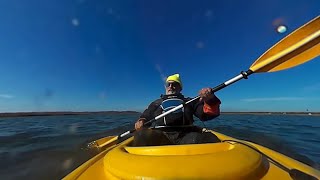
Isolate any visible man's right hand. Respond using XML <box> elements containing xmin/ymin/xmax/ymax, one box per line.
<box><xmin>135</xmin><ymin>118</ymin><xmax>145</xmax><ymax>130</ymax></box>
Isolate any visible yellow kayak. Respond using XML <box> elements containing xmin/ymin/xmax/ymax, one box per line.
<box><xmin>63</xmin><ymin>128</ymin><xmax>320</xmax><ymax>180</ymax></box>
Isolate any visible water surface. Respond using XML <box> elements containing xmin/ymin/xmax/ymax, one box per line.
<box><xmin>0</xmin><ymin>114</ymin><xmax>319</xmax><ymax>179</ymax></box>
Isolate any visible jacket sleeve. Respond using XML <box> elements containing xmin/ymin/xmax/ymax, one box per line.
<box><xmin>140</xmin><ymin>99</ymin><xmax>161</xmax><ymax>126</ymax></box>
<box><xmin>193</xmin><ymin>95</ymin><xmax>221</xmax><ymax>121</ymax></box>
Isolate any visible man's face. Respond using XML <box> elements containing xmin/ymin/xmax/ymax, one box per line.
<box><xmin>165</xmin><ymin>81</ymin><xmax>182</xmax><ymax>95</ymax></box>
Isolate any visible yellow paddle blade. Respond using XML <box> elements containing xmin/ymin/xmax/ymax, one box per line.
<box><xmin>86</xmin><ymin>136</ymin><xmax>117</xmax><ymax>149</ymax></box>
<box><xmin>250</xmin><ymin>16</ymin><xmax>320</xmax><ymax>73</ymax></box>
<box><xmin>95</xmin><ymin>136</ymin><xmax>117</xmax><ymax>147</ymax></box>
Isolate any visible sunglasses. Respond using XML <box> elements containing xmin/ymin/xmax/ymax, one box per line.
<box><xmin>165</xmin><ymin>82</ymin><xmax>180</xmax><ymax>88</ymax></box>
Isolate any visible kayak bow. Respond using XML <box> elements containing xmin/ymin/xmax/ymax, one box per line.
<box><xmin>64</xmin><ymin>128</ymin><xmax>320</xmax><ymax>180</ymax></box>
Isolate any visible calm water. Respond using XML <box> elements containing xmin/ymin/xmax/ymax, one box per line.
<box><xmin>0</xmin><ymin>114</ymin><xmax>319</xmax><ymax>179</ymax></box>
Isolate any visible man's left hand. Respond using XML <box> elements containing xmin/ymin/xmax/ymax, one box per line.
<box><xmin>199</xmin><ymin>88</ymin><xmax>214</xmax><ymax>102</ymax></box>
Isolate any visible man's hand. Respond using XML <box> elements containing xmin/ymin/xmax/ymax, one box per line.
<box><xmin>134</xmin><ymin>118</ymin><xmax>145</xmax><ymax>130</ymax></box>
<box><xmin>199</xmin><ymin>88</ymin><xmax>214</xmax><ymax>102</ymax></box>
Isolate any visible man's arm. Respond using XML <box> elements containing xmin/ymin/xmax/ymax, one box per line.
<box><xmin>194</xmin><ymin>88</ymin><xmax>221</xmax><ymax>121</ymax></box>
<box><xmin>135</xmin><ymin>99</ymin><xmax>161</xmax><ymax>129</ymax></box>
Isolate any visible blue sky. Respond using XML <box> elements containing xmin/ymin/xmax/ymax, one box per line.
<box><xmin>0</xmin><ymin>0</ymin><xmax>319</xmax><ymax>112</ymax></box>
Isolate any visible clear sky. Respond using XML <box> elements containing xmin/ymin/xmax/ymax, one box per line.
<box><xmin>0</xmin><ymin>0</ymin><xmax>319</xmax><ymax>112</ymax></box>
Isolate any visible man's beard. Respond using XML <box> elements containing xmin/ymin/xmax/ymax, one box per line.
<box><xmin>166</xmin><ymin>89</ymin><xmax>178</xmax><ymax>95</ymax></box>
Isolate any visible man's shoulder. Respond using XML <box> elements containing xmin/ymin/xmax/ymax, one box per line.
<box><xmin>150</xmin><ymin>98</ymin><xmax>162</xmax><ymax>106</ymax></box>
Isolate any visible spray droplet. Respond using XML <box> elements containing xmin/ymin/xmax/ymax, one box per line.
<box><xmin>62</xmin><ymin>158</ymin><xmax>73</xmax><ymax>170</ymax></box>
<box><xmin>277</xmin><ymin>25</ymin><xmax>287</xmax><ymax>33</ymax></box>
<box><xmin>71</xmin><ymin>18</ymin><xmax>80</xmax><ymax>26</ymax></box>
<box><xmin>99</xmin><ymin>92</ymin><xmax>106</xmax><ymax>100</ymax></box>
<box><xmin>107</xmin><ymin>8</ymin><xmax>113</xmax><ymax>15</ymax></box>
<box><xmin>69</xmin><ymin>123</ymin><xmax>79</xmax><ymax>134</ymax></box>
<box><xmin>196</xmin><ymin>41</ymin><xmax>205</xmax><ymax>49</ymax></box>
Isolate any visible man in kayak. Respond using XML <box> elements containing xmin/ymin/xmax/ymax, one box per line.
<box><xmin>133</xmin><ymin>74</ymin><xmax>221</xmax><ymax>146</ymax></box>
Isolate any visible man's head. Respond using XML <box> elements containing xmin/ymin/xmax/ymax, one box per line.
<box><xmin>165</xmin><ymin>74</ymin><xmax>182</xmax><ymax>95</ymax></box>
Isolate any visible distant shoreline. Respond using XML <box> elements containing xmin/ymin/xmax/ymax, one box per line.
<box><xmin>0</xmin><ymin>111</ymin><xmax>319</xmax><ymax>118</ymax></box>
<box><xmin>0</xmin><ymin>111</ymin><xmax>140</xmax><ymax>118</ymax></box>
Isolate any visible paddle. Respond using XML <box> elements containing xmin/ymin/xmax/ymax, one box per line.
<box><xmin>96</xmin><ymin>16</ymin><xmax>320</xmax><ymax>148</ymax></box>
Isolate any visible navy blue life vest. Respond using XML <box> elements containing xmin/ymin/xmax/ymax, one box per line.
<box><xmin>156</xmin><ymin>94</ymin><xmax>186</xmax><ymax>126</ymax></box>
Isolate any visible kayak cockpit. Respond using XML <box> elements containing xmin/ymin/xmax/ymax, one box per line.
<box><xmin>103</xmin><ymin>138</ymin><xmax>269</xmax><ymax>179</ymax></box>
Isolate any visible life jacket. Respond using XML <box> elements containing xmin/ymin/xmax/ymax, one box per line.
<box><xmin>154</xmin><ymin>94</ymin><xmax>188</xmax><ymax>126</ymax></box>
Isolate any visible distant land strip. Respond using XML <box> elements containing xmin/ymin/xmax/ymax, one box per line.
<box><xmin>0</xmin><ymin>111</ymin><xmax>319</xmax><ymax>118</ymax></box>
<box><xmin>0</xmin><ymin>111</ymin><xmax>140</xmax><ymax>118</ymax></box>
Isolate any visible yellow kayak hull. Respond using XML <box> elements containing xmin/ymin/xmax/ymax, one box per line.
<box><xmin>63</xmin><ymin>129</ymin><xmax>320</xmax><ymax>180</ymax></box>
